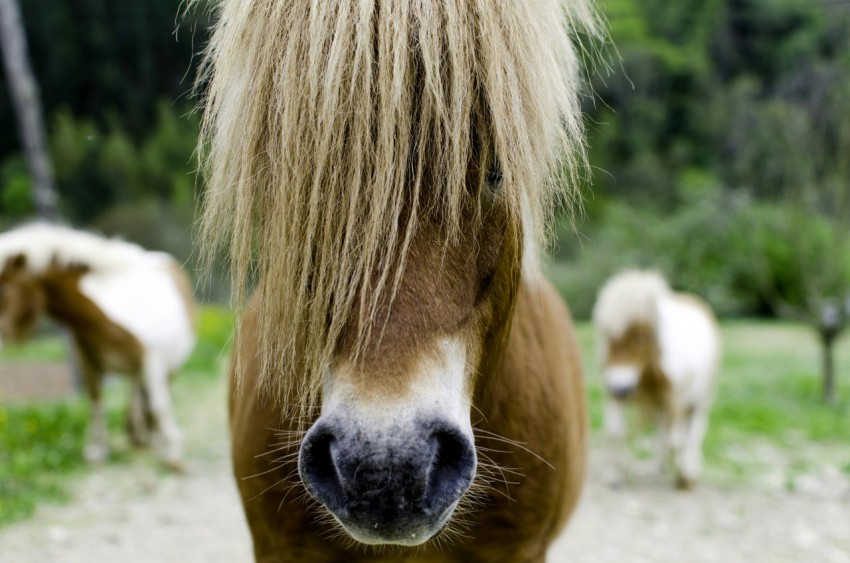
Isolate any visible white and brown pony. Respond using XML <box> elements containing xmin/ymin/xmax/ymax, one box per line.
<box><xmin>196</xmin><ymin>0</ymin><xmax>599</xmax><ymax>560</ymax></box>
<box><xmin>593</xmin><ymin>270</ymin><xmax>720</xmax><ymax>489</ymax></box>
<box><xmin>0</xmin><ymin>224</ymin><xmax>196</xmax><ymax>469</ymax></box>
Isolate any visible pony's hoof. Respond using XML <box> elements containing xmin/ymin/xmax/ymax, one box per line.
<box><xmin>675</xmin><ymin>475</ymin><xmax>696</xmax><ymax>491</ymax></box>
<box><xmin>128</xmin><ymin>432</ymin><xmax>152</xmax><ymax>449</ymax></box>
<box><xmin>84</xmin><ymin>444</ymin><xmax>109</xmax><ymax>464</ymax></box>
<box><xmin>606</xmin><ymin>473</ymin><xmax>626</xmax><ymax>490</ymax></box>
<box><xmin>163</xmin><ymin>458</ymin><xmax>188</xmax><ymax>474</ymax></box>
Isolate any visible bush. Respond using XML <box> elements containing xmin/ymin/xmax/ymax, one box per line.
<box><xmin>0</xmin><ymin>158</ymin><xmax>34</xmax><ymax>224</ymax></box>
<box><xmin>45</xmin><ymin>102</ymin><xmax>199</xmax><ymax>223</ymax></box>
<box><xmin>552</xmin><ymin>186</ymin><xmax>850</xmax><ymax>319</ymax></box>
<box><xmin>183</xmin><ymin>307</ymin><xmax>234</xmax><ymax>374</ymax></box>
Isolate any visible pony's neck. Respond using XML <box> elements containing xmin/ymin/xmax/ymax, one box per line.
<box><xmin>36</xmin><ymin>267</ymin><xmax>100</xmax><ymax>334</ymax></box>
<box><xmin>35</xmin><ymin>266</ymin><xmax>144</xmax><ymax>372</ymax></box>
<box><xmin>638</xmin><ymin>339</ymin><xmax>670</xmax><ymax>406</ymax></box>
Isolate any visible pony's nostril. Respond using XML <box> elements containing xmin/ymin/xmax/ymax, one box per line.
<box><xmin>610</xmin><ymin>385</ymin><xmax>636</xmax><ymax>400</ymax></box>
<box><xmin>299</xmin><ymin>427</ymin><xmax>348</xmax><ymax>514</ymax></box>
<box><xmin>425</xmin><ymin>428</ymin><xmax>476</xmax><ymax>510</ymax></box>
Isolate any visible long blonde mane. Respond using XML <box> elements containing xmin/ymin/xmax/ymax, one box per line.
<box><xmin>196</xmin><ymin>0</ymin><xmax>600</xmax><ymax>406</ymax></box>
<box><xmin>593</xmin><ymin>270</ymin><xmax>672</xmax><ymax>341</ymax></box>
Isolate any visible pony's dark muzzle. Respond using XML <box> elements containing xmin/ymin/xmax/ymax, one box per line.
<box><xmin>609</xmin><ymin>384</ymin><xmax>636</xmax><ymax>400</ymax></box>
<box><xmin>298</xmin><ymin>418</ymin><xmax>476</xmax><ymax>545</ymax></box>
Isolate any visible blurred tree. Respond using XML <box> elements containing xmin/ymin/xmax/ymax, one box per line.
<box><xmin>584</xmin><ymin>0</ymin><xmax>850</xmax><ymax>208</ymax></box>
<box><xmin>0</xmin><ymin>0</ymin><xmax>211</xmax><ymax>158</ymax></box>
<box><xmin>0</xmin><ymin>0</ymin><xmax>59</xmax><ymax>219</ymax></box>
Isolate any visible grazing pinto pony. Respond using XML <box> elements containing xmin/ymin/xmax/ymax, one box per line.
<box><xmin>197</xmin><ymin>0</ymin><xmax>599</xmax><ymax>560</ymax></box>
<box><xmin>0</xmin><ymin>224</ymin><xmax>196</xmax><ymax>469</ymax></box>
<box><xmin>593</xmin><ymin>270</ymin><xmax>720</xmax><ymax>489</ymax></box>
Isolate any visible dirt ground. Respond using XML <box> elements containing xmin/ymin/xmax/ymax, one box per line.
<box><xmin>1</xmin><ymin>377</ymin><xmax>848</xmax><ymax>563</ymax></box>
<box><xmin>553</xmin><ymin>452</ymin><xmax>850</xmax><ymax>563</ymax></box>
<box><xmin>0</xmin><ymin>364</ymin><xmax>74</xmax><ymax>403</ymax></box>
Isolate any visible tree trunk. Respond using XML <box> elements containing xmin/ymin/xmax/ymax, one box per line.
<box><xmin>0</xmin><ymin>0</ymin><xmax>60</xmax><ymax>220</ymax></box>
<box><xmin>822</xmin><ymin>336</ymin><xmax>836</xmax><ymax>405</ymax></box>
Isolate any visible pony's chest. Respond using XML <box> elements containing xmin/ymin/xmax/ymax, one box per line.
<box><xmin>634</xmin><ymin>366</ymin><xmax>672</xmax><ymax>408</ymax></box>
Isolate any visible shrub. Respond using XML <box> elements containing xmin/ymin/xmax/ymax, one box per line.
<box><xmin>44</xmin><ymin>103</ymin><xmax>199</xmax><ymax>223</ymax></box>
<box><xmin>553</xmin><ymin>187</ymin><xmax>850</xmax><ymax>319</ymax></box>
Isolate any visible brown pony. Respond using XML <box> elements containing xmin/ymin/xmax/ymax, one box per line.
<box><xmin>0</xmin><ymin>224</ymin><xmax>196</xmax><ymax>469</ymax></box>
<box><xmin>197</xmin><ymin>1</ymin><xmax>600</xmax><ymax>560</ymax></box>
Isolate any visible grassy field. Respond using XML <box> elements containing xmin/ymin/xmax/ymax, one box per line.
<box><xmin>1</xmin><ymin>312</ymin><xmax>849</xmax><ymax>525</ymax></box>
<box><xmin>0</xmin><ymin>307</ymin><xmax>233</xmax><ymax>526</ymax></box>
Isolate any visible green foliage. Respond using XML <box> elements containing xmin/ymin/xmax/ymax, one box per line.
<box><xmin>554</xmin><ymin>186</ymin><xmax>850</xmax><ymax>319</ymax></box>
<box><xmin>0</xmin><ymin>0</ymin><xmax>210</xmax><ymax>157</ymax></box>
<box><xmin>587</xmin><ymin>0</ymin><xmax>850</xmax><ymax>208</ymax></box>
<box><xmin>183</xmin><ymin>307</ymin><xmax>234</xmax><ymax>375</ymax></box>
<box><xmin>0</xmin><ymin>158</ymin><xmax>34</xmax><ymax>220</ymax></box>
<box><xmin>45</xmin><ymin>104</ymin><xmax>199</xmax><ymax>223</ymax></box>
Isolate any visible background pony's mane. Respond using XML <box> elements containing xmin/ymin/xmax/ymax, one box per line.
<box><xmin>0</xmin><ymin>224</ymin><xmax>165</xmax><ymax>275</ymax></box>
<box><xmin>196</xmin><ymin>0</ymin><xmax>601</xmax><ymax>404</ymax></box>
<box><xmin>593</xmin><ymin>269</ymin><xmax>672</xmax><ymax>341</ymax></box>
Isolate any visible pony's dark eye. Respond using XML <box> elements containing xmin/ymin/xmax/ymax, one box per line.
<box><xmin>486</xmin><ymin>158</ymin><xmax>503</xmax><ymax>189</ymax></box>
<box><xmin>476</xmin><ymin>271</ymin><xmax>496</xmax><ymax>304</ymax></box>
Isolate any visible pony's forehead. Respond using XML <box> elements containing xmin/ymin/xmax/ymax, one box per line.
<box><xmin>199</xmin><ymin>0</ymin><xmax>596</xmax><ymax>398</ymax></box>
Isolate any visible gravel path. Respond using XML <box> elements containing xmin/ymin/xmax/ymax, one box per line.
<box><xmin>551</xmin><ymin>449</ymin><xmax>850</xmax><ymax>563</ymax></box>
<box><xmin>2</xmin><ymin>377</ymin><xmax>848</xmax><ymax>563</ymax></box>
<box><xmin>0</xmin><ymin>455</ymin><xmax>252</xmax><ymax>563</ymax></box>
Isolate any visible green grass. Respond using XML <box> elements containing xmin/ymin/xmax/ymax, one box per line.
<box><xmin>0</xmin><ymin>306</ymin><xmax>233</xmax><ymax>527</ymax></box>
<box><xmin>576</xmin><ymin>320</ymin><xmax>850</xmax><ymax>483</ymax></box>
<box><xmin>0</xmin><ymin>399</ymin><xmax>88</xmax><ymax>524</ymax></box>
<box><xmin>0</xmin><ymin>337</ymin><xmax>68</xmax><ymax>363</ymax></box>
<box><xmin>182</xmin><ymin>307</ymin><xmax>236</xmax><ymax>376</ymax></box>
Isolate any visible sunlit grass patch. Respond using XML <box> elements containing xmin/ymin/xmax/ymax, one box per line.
<box><xmin>0</xmin><ymin>398</ymin><xmax>88</xmax><ymax>525</ymax></box>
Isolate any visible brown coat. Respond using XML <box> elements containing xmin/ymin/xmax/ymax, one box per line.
<box><xmin>229</xmin><ymin>277</ymin><xmax>586</xmax><ymax>563</ymax></box>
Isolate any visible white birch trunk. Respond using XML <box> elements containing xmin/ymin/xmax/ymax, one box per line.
<box><xmin>0</xmin><ymin>0</ymin><xmax>59</xmax><ymax>220</ymax></box>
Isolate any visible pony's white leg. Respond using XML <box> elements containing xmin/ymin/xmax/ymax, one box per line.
<box><xmin>142</xmin><ymin>356</ymin><xmax>184</xmax><ymax>470</ymax></box>
<box><xmin>127</xmin><ymin>378</ymin><xmax>151</xmax><ymax>448</ymax></box>
<box><xmin>77</xmin><ymin>352</ymin><xmax>108</xmax><ymax>463</ymax></box>
<box><xmin>668</xmin><ymin>407</ymin><xmax>690</xmax><ymax>487</ymax></box>
<box><xmin>85</xmin><ymin>396</ymin><xmax>109</xmax><ymax>463</ymax></box>
<box><xmin>604</xmin><ymin>397</ymin><xmax>628</xmax><ymax>485</ymax></box>
<box><xmin>676</xmin><ymin>406</ymin><xmax>709</xmax><ymax>489</ymax></box>
<box><xmin>604</xmin><ymin>397</ymin><xmax>627</xmax><ymax>438</ymax></box>
<box><xmin>654</xmin><ymin>411</ymin><xmax>671</xmax><ymax>474</ymax></box>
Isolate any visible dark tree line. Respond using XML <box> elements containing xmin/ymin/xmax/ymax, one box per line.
<box><xmin>585</xmin><ymin>0</ymin><xmax>850</xmax><ymax>211</ymax></box>
<box><xmin>0</xmin><ymin>0</ymin><xmax>210</xmax><ymax>159</ymax></box>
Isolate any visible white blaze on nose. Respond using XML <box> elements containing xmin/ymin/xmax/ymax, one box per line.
<box><xmin>323</xmin><ymin>336</ymin><xmax>473</xmax><ymax>433</ymax></box>
<box><xmin>603</xmin><ymin>364</ymin><xmax>640</xmax><ymax>392</ymax></box>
